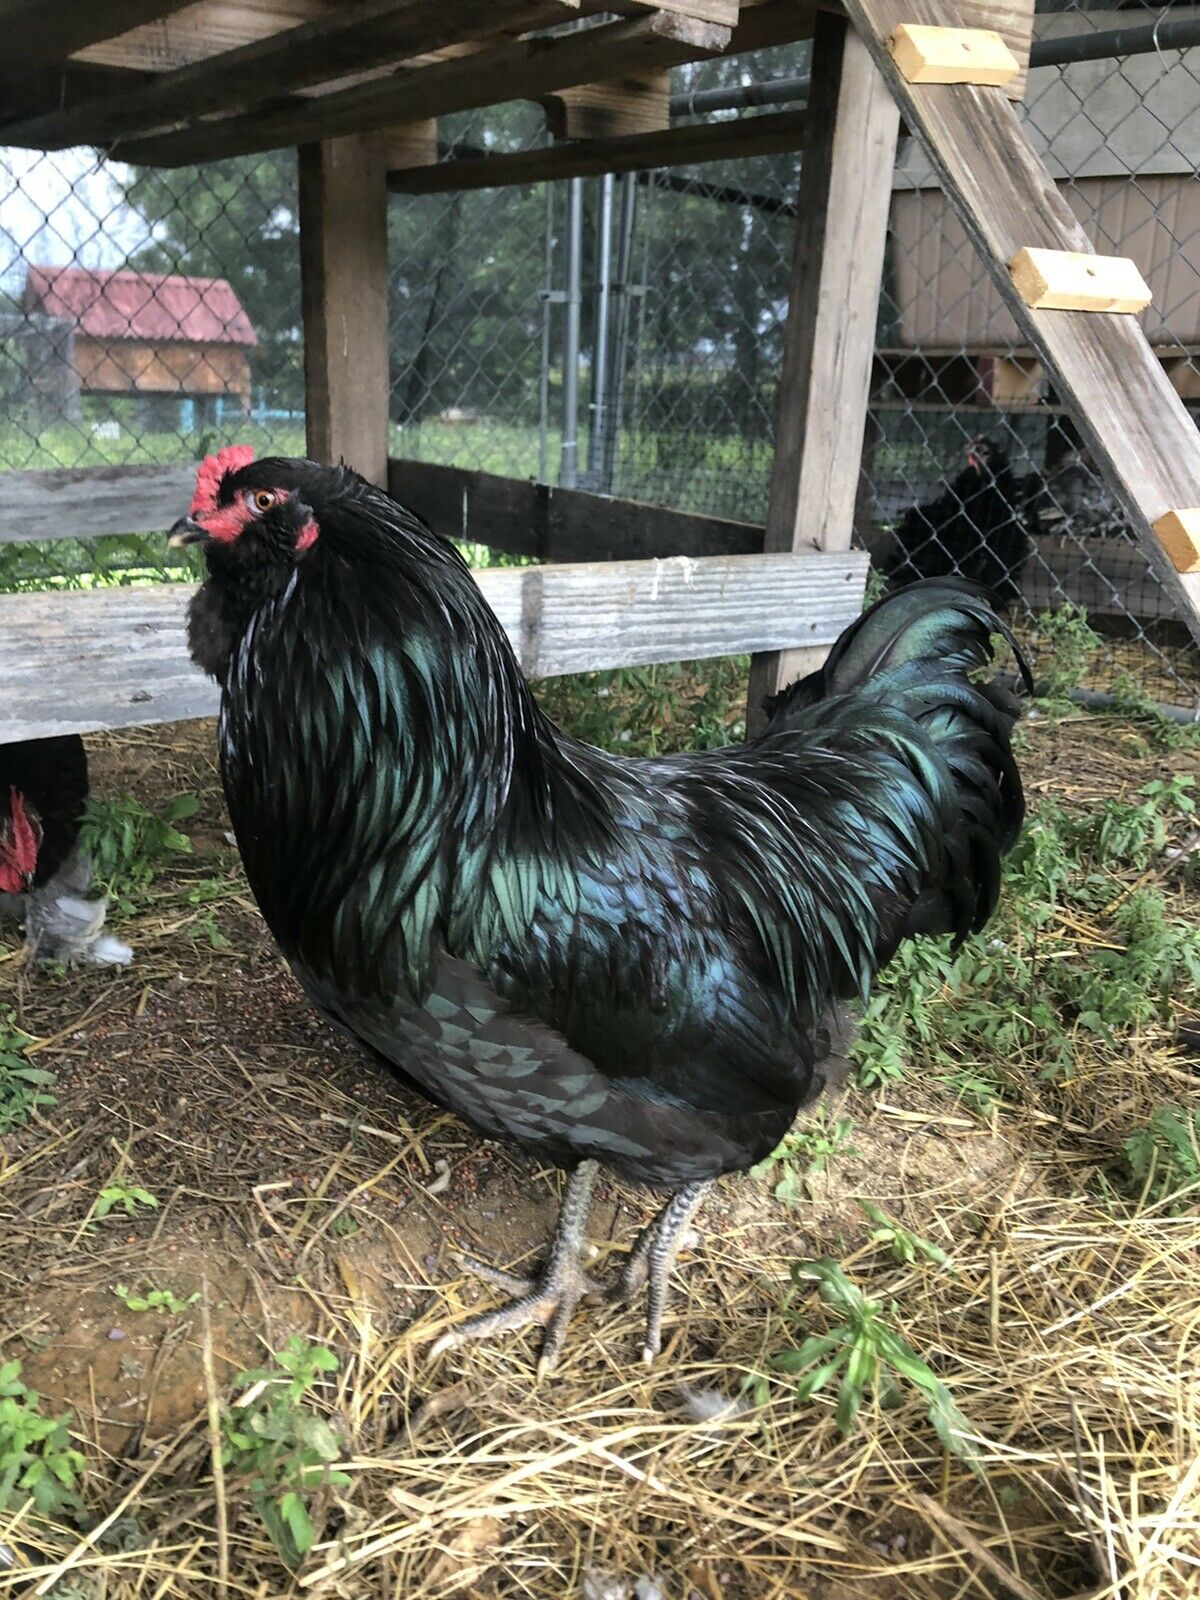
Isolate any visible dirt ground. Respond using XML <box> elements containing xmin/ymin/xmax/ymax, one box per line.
<box><xmin>1</xmin><ymin>709</ymin><xmax>1198</xmax><ymax>1599</ymax></box>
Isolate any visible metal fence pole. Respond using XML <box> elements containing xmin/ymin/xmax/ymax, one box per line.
<box><xmin>560</xmin><ymin>176</ymin><xmax>584</xmax><ymax>489</ymax></box>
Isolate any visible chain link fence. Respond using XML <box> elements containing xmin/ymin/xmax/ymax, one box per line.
<box><xmin>2</xmin><ymin>3</ymin><xmax>1199</xmax><ymax>706</ymax></box>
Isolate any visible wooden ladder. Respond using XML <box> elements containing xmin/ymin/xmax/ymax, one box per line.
<box><xmin>848</xmin><ymin>0</ymin><xmax>1200</xmax><ymax>630</ymax></box>
<box><xmin>750</xmin><ymin>0</ymin><xmax>1200</xmax><ymax>728</ymax></box>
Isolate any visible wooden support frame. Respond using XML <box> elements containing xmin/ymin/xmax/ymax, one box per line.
<box><xmin>119</xmin><ymin>12</ymin><xmax>730</xmax><ymax>166</ymax></box>
<box><xmin>298</xmin><ymin>135</ymin><xmax>393</xmax><ymax>488</ymax></box>
<box><xmin>745</xmin><ymin>12</ymin><xmax>900</xmax><ymax>735</ymax></box>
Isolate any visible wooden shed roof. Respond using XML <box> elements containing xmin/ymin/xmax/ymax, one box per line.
<box><xmin>23</xmin><ymin>265</ymin><xmax>257</xmax><ymax>347</ymax></box>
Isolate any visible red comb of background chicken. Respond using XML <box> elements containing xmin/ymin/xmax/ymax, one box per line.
<box><xmin>2</xmin><ymin>788</ymin><xmax>39</xmax><ymax>882</ymax></box>
<box><xmin>190</xmin><ymin>444</ymin><xmax>256</xmax><ymax>517</ymax></box>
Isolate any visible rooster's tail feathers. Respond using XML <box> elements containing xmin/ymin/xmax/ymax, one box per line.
<box><xmin>765</xmin><ymin>577</ymin><xmax>1032</xmax><ymax>723</ymax></box>
<box><xmin>764</xmin><ymin>577</ymin><xmax>1031</xmax><ymax>955</ymax></box>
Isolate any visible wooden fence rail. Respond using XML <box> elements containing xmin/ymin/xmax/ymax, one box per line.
<box><xmin>0</xmin><ymin>549</ymin><xmax>868</xmax><ymax>743</ymax></box>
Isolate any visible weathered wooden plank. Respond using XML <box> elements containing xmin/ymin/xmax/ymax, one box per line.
<box><xmin>119</xmin><ymin>12</ymin><xmax>730</xmax><ymax>166</ymax></box>
<box><xmin>746</xmin><ymin>13</ymin><xmax>899</xmax><ymax>734</ymax></box>
<box><xmin>299</xmin><ymin>136</ymin><xmax>390</xmax><ymax>488</ymax></box>
<box><xmin>843</xmin><ymin>0</ymin><xmax>1200</xmax><ymax>643</ymax></box>
<box><xmin>0</xmin><ymin>465</ymin><xmax>195</xmax><ymax>545</ymax></box>
<box><xmin>72</xmin><ymin>1</ymin><xmax>330</xmax><ymax>74</ymax></box>
<box><xmin>390</xmin><ymin>108</ymin><xmax>807</xmax><ymax>191</ymax></box>
<box><xmin>0</xmin><ymin>551</ymin><xmax>868</xmax><ymax>742</ymax></box>
<box><xmin>0</xmin><ymin>0</ymin><xmax>582</xmax><ymax>151</ymax></box>
<box><xmin>0</xmin><ymin>0</ymin><xmax>195</xmax><ymax>63</ymax></box>
<box><xmin>389</xmin><ymin>458</ymin><xmax>761</xmax><ymax>560</ymax></box>
<box><xmin>484</xmin><ymin>551</ymin><xmax>870</xmax><ymax>677</ymax></box>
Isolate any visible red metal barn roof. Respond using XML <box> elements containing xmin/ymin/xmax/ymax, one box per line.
<box><xmin>23</xmin><ymin>265</ymin><xmax>257</xmax><ymax>347</ymax></box>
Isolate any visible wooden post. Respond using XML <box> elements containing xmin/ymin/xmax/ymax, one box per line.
<box><xmin>298</xmin><ymin>134</ymin><xmax>390</xmax><ymax>487</ymax></box>
<box><xmin>746</xmin><ymin>14</ymin><xmax>900</xmax><ymax>734</ymax></box>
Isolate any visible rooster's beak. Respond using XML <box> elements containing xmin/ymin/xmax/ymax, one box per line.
<box><xmin>167</xmin><ymin>515</ymin><xmax>206</xmax><ymax>548</ymax></box>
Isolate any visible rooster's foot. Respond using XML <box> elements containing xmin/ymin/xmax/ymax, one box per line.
<box><xmin>430</xmin><ymin>1160</ymin><xmax>604</xmax><ymax>1377</ymax></box>
<box><xmin>618</xmin><ymin>1181</ymin><xmax>710</xmax><ymax>1363</ymax></box>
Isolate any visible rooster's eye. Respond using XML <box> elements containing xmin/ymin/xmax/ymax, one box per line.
<box><xmin>249</xmin><ymin>490</ymin><xmax>275</xmax><ymax>513</ymax></box>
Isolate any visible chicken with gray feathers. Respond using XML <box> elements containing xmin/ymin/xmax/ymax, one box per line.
<box><xmin>0</xmin><ymin>736</ymin><xmax>132</xmax><ymax>967</ymax></box>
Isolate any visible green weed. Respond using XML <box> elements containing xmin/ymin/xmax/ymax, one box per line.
<box><xmin>221</xmin><ymin>1337</ymin><xmax>349</xmax><ymax>1567</ymax></box>
<box><xmin>1105</xmin><ymin>671</ymin><xmax>1200</xmax><ymax>752</ymax></box>
<box><xmin>857</xmin><ymin>1201</ymin><xmax>951</xmax><ymax>1269</ymax></box>
<box><xmin>1031</xmin><ymin>602</ymin><xmax>1100</xmax><ymax>700</ymax></box>
<box><xmin>0</xmin><ymin>1011</ymin><xmax>54</xmax><ymax>1132</ymax></box>
<box><xmin>94</xmin><ymin>1182</ymin><xmax>158</xmax><ymax>1221</ymax></box>
<box><xmin>113</xmin><ymin>1284</ymin><xmax>199</xmax><ymax>1316</ymax></box>
<box><xmin>753</xmin><ymin>1111</ymin><xmax>859</xmax><ymax>1204</ymax></box>
<box><xmin>0</xmin><ymin>1359</ymin><xmax>85</xmax><ymax>1520</ymax></box>
<box><xmin>763</xmin><ymin>1259</ymin><xmax>978</xmax><ymax>1468</ymax></box>
<box><xmin>79</xmin><ymin>792</ymin><xmax>198</xmax><ymax>913</ymax></box>
<box><xmin>1125</xmin><ymin>1104</ymin><xmax>1200</xmax><ymax>1213</ymax></box>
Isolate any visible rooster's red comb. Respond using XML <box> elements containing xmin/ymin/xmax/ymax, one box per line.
<box><xmin>190</xmin><ymin>444</ymin><xmax>256</xmax><ymax>516</ymax></box>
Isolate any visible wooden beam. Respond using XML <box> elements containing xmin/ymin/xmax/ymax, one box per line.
<box><xmin>0</xmin><ymin>0</ymin><xmax>194</xmax><ymax>63</ymax></box>
<box><xmin>0</xmin><ymin>0</ymin><xmax>583</xmax><ymax>151</ymax></box>
<box><xmin>639</xmin><ymin>0</ymin><xmax>739</xmax><ymax>21</ymax></box>
<box><xmin>389</xmin><ymin>107</ymin><xmax>807</xmax><ymax>191</ymax></box>
<box><xmin>0</xmin><ymin>550</ymin><xmax>869</xmax><ymax>743</ymax></box>
<box><xmin>841</xmin><ymin>0</ymin><xmax>1200</xmax><ymax>639</ymax></box>
<box><xmin>543</xmin><ymin>69</ymin><xmax>672</xmax><ymax>141</ymax></box>
<box><xmin>117</xmin><ymin>12</ymin><xmax>730</xmax><ymax>166</ymax></box>
<box><xmin>720</xmin><ymin>0</ymin><xmax>819</xmax><ymax>53</ymax></box>
<box><xmin>746</xmin><ymin>13</ymin><xmax>899</xmax><ymax>734</ymax></box>
<box><xmin>299</xmin><ymin>136</ymin><xmax>390</xmax><ymax>488</ymax></box>
<box><xmin>72</xmin><ymin>1</ymin><xmax>330</xmax><ymax>73</ymax></box>
<box><xmin>389</xmin><ymin>458</ymin><xmax>762</xmax><ymax>560</ymax></box>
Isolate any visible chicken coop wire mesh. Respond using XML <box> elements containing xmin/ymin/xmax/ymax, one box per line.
<box><xmin>1</xmin><ymin>2</ymin><xmax>1199</xmax><ymax>710</ymax></box>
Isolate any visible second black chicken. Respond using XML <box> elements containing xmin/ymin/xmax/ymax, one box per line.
<box><xmin>882</xmin><ymin>437</ymin><xmax>1031</xmax><ymax>607</ymax></box>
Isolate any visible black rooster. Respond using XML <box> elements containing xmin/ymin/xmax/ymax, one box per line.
<box><xmin>0</xmin><ymin>736</ymin><xmax>131</xmax><ymax>966</ymax></box>
<box><xmin>171</xmin><ymin>448</ymin><xmax>1029</xmax><ymax>1372</ymax></box>
<box><xmin>883</xmin><ymin>437</ymin><xmax>1031</xmax><ymax>607</ymax></box>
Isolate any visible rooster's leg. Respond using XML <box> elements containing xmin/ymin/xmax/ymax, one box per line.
<box><xmin>430</xmin><ymin>1160</ymin><xmax>604</xmax><ymax>1377</ymax></box>
<box><xmin>619</xmin><ymin>1182</ymin><xmax>710</xmax><ymax>1363</ymax></box>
